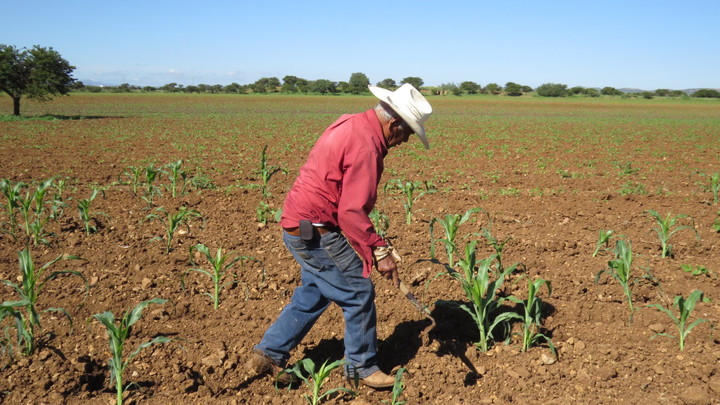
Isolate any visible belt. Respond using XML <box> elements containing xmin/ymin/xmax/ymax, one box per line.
<box><xmin>283</xmin><ymin>225</ymin><xmax>336</xmax><ymax>237</ymax></box>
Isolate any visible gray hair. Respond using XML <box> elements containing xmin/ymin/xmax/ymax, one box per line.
<box><xmin>374</xmin><ymin>102</ymin><xmax>413</xmax><ymax>134</ymax></box>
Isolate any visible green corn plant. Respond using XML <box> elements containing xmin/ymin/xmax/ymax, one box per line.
<box><xmin>27</xmin><ymin>216</ymin><xmax>54</xmax><ymax>247</ymax></box>
<box><xmin>77</xmin><ymin>187</ymin><xmax>107</xmax><ymax>235</ymax></box>
<box><xmin>701</xmin><ymin>172</ymin><xmax>719</xmax><ymax>204</ymax></box>
<box><xmin>646</xmin><ymin>210</ymin><xmax>699</xmax><ymax>258</ymax></box>
<box><xmin>592</xmin><ymin>229</ymin><xmax>615</xmax><ymax>257</ymax></box>
<box><xmin>0</xmin><ymin>248</ymin><xmax>85</xmax><ymax>355</ymax></box>
<box><xmin>0</xmin><ymin>298</ymin><xmax>31</xmax><ymax>365</ymax></box>
<box><xmin>0</xmin><ymin>178</ymin><xmax>25</xmax><ymax>236</ymax></box>
<box><xmin>646</xmin><ymin>290</ymin><xmax>708</xmax><ymax>351</ymax></box>
<box><xmin>447</xmin><ymin>241</ymin><xmax>520</xmax><ymax>351</ymax></box>
<box><xmin>256</xmin><ymin>145</ymin><xmax>287</xmax><ymax>199</ymax></box>
<box><xmin>146</xmin><ymin>206</ymin><xmax>202</xmax><ymax>253</ymax></box>
<box><xmin>478</xmin><ymin>226</ymin><xmax>512</xmax><ymax>275</ymax></box>
<box><xmin>165</xmin><ymin>159</ymin><xmax>187</xmax><ymax>198</ymax></box>
<box><xmin>184</xmin><ymin>244</ymin><xmax>254</xmax><ymax>309</ymax></box>
<box><xmin>256</xmin><ymin>200</ymin><xmax>282</xmax><ymax>225</ymax></box>
<box><xmin>383</xmin><ymin>368</ymin><xmax>407</xmax><ymax>405</ymax></box>
<box><xmin>369</xmin><ymin>208</ymin><xmax>390</xmax><ymax>239</ymax></box>
<box><xmin>507</xmin><ymin>277</ymin><xmax>555</xmax><ymax>354</ymax></box>
<box><xmin>142</xmin><ymin>163</ymin><xmax>164</xmax><ymax>204</ymax></box>
<box><xmin>429</xmin><ymin>207</ymin><xmax>482</xmax><ymax>267</ymax></box>
<box><xmin>278</xmin><ymin>358</ymin><xmax>354</xmax><ymax>405</ymax></box>
<box><xmin>595</xmin><ymin>239</ymin><xmax>635</xmax><ymax>315</ymax></box>
<box><xmin>680</xmin><ymin>264</ymin><xmax>710</xmax><ymax>277</ymax></box>
<box><xmin>93</xmin><ymin>298</ymin><xmax>170</xmax><ymax>405</ymax></box>
<box><xmin>48</xmin><ymin>177</ymin><xmax>69</xmax><ymax>221</ymax></box>
<box><xmin>385</xmin><ymin>179</ymin><xmax>435</xmax><ymax>224</ymax></box>
<box><xmin>122</xmin><ymin>165</ymin><xmax>143</xmax><ymax>195</ymax></box>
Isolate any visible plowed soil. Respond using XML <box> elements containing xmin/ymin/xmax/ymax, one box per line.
<box><xmin>1</xmin><ymin>93</ymin><xmax>719</xmax><ymax>405</ymax></box>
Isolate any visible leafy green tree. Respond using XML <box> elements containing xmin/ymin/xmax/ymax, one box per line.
<box><xmin>400</xmin><ymin>76</ymin><xmax>424</xmax><ymax>89</ymax></box>
<box><xmin>601</xmin><ymin>86</ymin><xmax>623</xmax><ymax>96</ymax></box>
<box><xmin>311</xmin><ymin>79</ymin><xmax>337</xmax><ymax>94</ymax></box>
<box><xmin>641</xmin><ymin>91</ymin><xmax>655</xmax><ymax>99</ymax></box>
<box><xmin>223</xmin><ymin>82</ymin><xmax>243</xmax><ymax>93</ymax></box>
<box><xmin>281</xmin><ymin>75</ymin><xmax>308</xmax><ymax>93</ymax></box>
<box><xmin>160</xmin><ymin>83</ymin><xmax>179</xmax><ymax>92</ymax></box>
<box><xmin>460</xmin><ymin>81</ymin><xmax>481</xmax><ymax>94</ymax></box>
<box><xmin>0</xmin><ymin>44</ymin><xmax>76</xmax><ymax>116</ymax></box>
<box><xmin>693</xmin><ymin>89</ymin><xmax>720</xmax><ymax>98</ymax></box>
<box><xmin>504</xmin><ymin>82</ymin><xmax>523</xmax><ymax>96</ymax></box>
<box><xmin>569</xmin><ymin>86</ymin><xmax>585</xmax><ymax>95</ymax></box>
<box><xmin>521</xmin><ymin>85</ymin><xmax>534</xmax><ymax>93</ymax></box>
<box><xmin>252</xmin><ymin>77</ymin><xmax>280</xmax><ymax>93</ymax></box>
<box><xmin>655</xmin><ymin>89</ymin><xmax>671</xmax><ymax>97</ymax></box>
<box><xmin>536</xmin><ymin>83</ymin><xmax>568</xmax><ymax>97</ymax></box>
<box><xmin>347</xmin><ymin>72</ymin><xmax>370</xmax><ymax>94</ymax></box>
<box><xmin>583</xmin><ymin>88</ymin><xmax>600</xmax><ymax>97</ymax></box>
<box><xmin>376</xmin><ymin>78</ymin><xmax>397</xmax><ymax>89</ymax></box>
<box><xmin>484</xmin><ymin>83</ymin><xmax>501</xmax><ymax>95</ymax></box>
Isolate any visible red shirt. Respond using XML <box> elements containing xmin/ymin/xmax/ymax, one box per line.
<box><xmin>280</xmin><ymin>109</ymin><xmax>388</xmax><ymax>277</ymax></box>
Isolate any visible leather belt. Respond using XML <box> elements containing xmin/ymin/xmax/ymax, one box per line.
<box><xmin>283</xmin><ymin>226</ymin><xmax>336</xmax><ymax>237</ymax></box>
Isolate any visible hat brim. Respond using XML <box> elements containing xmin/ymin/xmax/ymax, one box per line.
<box><xmin>369</xmin><ymin>86</ymin><xmax>429</xmax><ymax>149</ymax></box>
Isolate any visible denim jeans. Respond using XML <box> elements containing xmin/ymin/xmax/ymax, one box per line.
<box><xmin>255</xmin><ymin>230</ymin><xmax>379</xmax><ymax>378</ymax></box>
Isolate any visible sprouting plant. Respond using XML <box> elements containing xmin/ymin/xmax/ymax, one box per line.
<box><xmin>508</xmin><ymin>277</ymin><xmax>555</xmax><ymax>354</ymax></box>
<box><xmin>165</xmin><ymin>159</ymin><xmax>187</xmax><ymax>198</ymax></box>
<box><xmin>146</xmin><ymin>206</ymin><xmax>202</xmax><ymax>253</ymax></box>
<box><xmin>713</xmin><ymin>212</ymin><xmax>720</xmax><ymax>233</ymax></box>
<box><xmin>77</xmin><ymin>187</ymin><xmax>107</xmax><ymax>235</ymax></box>
<box><xmin>646</xmin><ymin>210</ymin><xmax>699</xmax><ymax>258</ymax></box>
<box><xmin>256</xmin><ymin>145</ymin><xmax>287</xmax><ymax>199</ymax></box>
<box><xmin>187</xmin><ymin>167</ymin><xmax>215</xmax><ymax>191</ymax></box>
<box><xmin>680</xmin><ymin>264</ymin><xmax>710</xmax><ymax>277</ymax></box>
<box><xmin>383</xmin><ymin>368</ymin><xmax>407</xmax><ymax>405</ymax></box>
<box><xmin>142</xmin><ymin>163</ymin><xmax>164</xmax><ymax>204</ymax></box>
<box><xmin>122</xmin><ymin>165</ymin><xmax>142</xmax><ymax>195</ymax></box>
<box><xmin>93</xmin><ymin>298</ymin><xmax>170</xmax><ymax>405</ymax></box>
<box><xmin>700</xmin><ymin>172</ymin><xmax>719</xmax><ymax>204</ymax></box>
<box><xmin>0</xmin><ymin>248</ymin><xmax>85</xmax><ymax>355</ymax></box>
<box><xmin>278</xmin><ymin>358</ymin><xmax>354</xmax><ymax>405</ymax></box>
<box><xmin>256</xmin><ymin>201</ymin><xmax>282</xmax><ymax>225</ymax></box>
<box><xmin>0</xmin><ymin>178</ymin><xmax>25</xmax><ymax>236</ymax></box>
<box><xmin>184</xmin><ymin>244</ymin><xmax>254</xmax><ymax>309</ymax></box>
<box><xmin>429</xmin><ymin>207</ymin><xmax>482</xmax><ymax>267</ymax></box>
<box><xmin>646</xmin><ymin>290</ymin><xmax>708</xmax><ymax>351</ymax></box>
<box><xmin>592</xmin><ymin>229</ymin><xmax>615</xmax><ymax>257</ymax></box>
<box><xmin>446</xmin><ymin>241</ymin><xmax>520</xmax><ymax>351</ymax></box>
<box><xmin>478</xmin><ymin>225</ymin><xmax>512</xmax><ymax>275</ymax></box>
<box><xmin>595</xmin><ymin>239</ymin><xmax>635</xmax><ymax>316</ymax></box>
<box><xmin>384</xmin><ymin>179</ymin><xmax>435</xmax><ymax>224</ymax></box>
<box><xmin>369</xmin><ymin>208</ymin><xmax>390</xmax><ymax>239</ymax></box>
<box><xmin>0</xmin><ymin>298</ymin><xmax>30</xmax><ymax>364</ymax></box>
<box><xmin>48</xmin><ymin>177</ymin><xmax>69</xmax><ymax>220</ymax></box>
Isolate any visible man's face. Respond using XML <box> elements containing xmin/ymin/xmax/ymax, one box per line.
<box><xmin>387</xmin><ymin>119</ymin><xmax>413</xmax><ymax>148</ymax></box>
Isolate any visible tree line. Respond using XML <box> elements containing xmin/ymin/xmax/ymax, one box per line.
<box><xmin>2</xmin><ymin>44</ymin><xmax>719</xmax><ymax>116</ymax></box>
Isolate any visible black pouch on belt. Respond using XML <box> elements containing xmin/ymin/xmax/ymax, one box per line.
<box><xmin>299</xmin><ymin>220</ymin><xmax>314</xmax><ymax>242</ymax></box>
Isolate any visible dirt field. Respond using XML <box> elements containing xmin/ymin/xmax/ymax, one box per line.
<box><xmin>1</xmin><ymin>93</ymin><xmax>719</xmax><ymax>404</ymax></box>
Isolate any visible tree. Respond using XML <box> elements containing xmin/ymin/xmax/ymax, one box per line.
<box><xmin>0</xmin><ymin>44</ymin><xmax>76</xmax><ymax>116</ymax></box>
<box><xmin>401</xmin><ymin>76</ymin><xmax>424</xmax><ymax>89</ymax></box>
<box><xmin>485</xmin><ymin>83</ymin><xmax>501</xmax><ymax>95</ymax></box>
<box><xmin>536</xmin><ymin>83</ymin><xmax>568</xmax><ymax>97</ymax></box>
<box><xmin>347</xmin><ymin>72</ymin><xmax>370</xmax><ymax>94</ymax></box>
<box><xmin>504</xmin><ymin>82</ymin><xmax>523</xmax><ymax>96</ymax></box>
<box><xmin>522</xmin><ymin>85</ymin><xmax>534</xmax><ymax>93</ymax></box>
<box><xmin>311</xmin><ymin>79</ymin><xmax>337</xmax><ymax>94</ymax></box>
<box><xmin>601</xmin><ymin>86</ymin><xmax>623</xmax><ymax>96</ymax></box>
<box><xmin>376</xmin><ymin>78</ymin><xmax>397</xmax><ymax>89</ymax></box>
<box><xmin>460</xmin><ymin>81</ymin><xmax>481</xmax><ymax>94</ymax></box>
<box><xmin>655</xmin><ymin>89</ymin><xmax>671</xmax><ymax>97</ymax></box>
<box><xmin>693</xmin><ymin>89</ymin><xmax>720</xmax><ymax>98</ymax></box>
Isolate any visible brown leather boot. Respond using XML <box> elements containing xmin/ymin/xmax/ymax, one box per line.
<box><xmin>246</xmin><ymin>349</ymin><xmax>294</xmax><ymax>384</ymax></box>
<box><xmin>359</xmin><ymin>370</ymin><xmax>396</xmax><ymax>389</ymax></box>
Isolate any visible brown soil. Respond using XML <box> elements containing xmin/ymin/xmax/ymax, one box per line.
<box><xmin>1</xmin><ymin>94</ymin><xmax>719</xmax><ymax>405</ymax></box>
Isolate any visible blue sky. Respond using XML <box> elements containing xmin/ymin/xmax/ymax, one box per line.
<box><xmin>3</xmin><ymin>1</ymin><xmax>718</xmax><ymax>89</ymax></box>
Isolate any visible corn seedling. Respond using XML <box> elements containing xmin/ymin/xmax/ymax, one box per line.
<box><xmin>447</xmin><ymin>240</ymin><xmax>519</xmax><ymax>351</ymax></box>
<box><xmin>184</xmin><ymin>244</ymin><xmax>254</xmax><ymax>309</ymax></box>
<box><xmin>592</xmin><ymin>229</ymin><xmax>615</xmax><ymax>257</ymax></box>
<box><xmin>680</xmin><ymin>264</ymin><xmax>710</xmax><ymax>277</ymax></box>
<box><xmin>77</xmin><ymin>187</ymin><xmax>107</xmax><ymax>235</ymax></box>
<box><xmin>429</xmin><ymin>207</ymin><xmax>482</xmax><ymax>267</ymax></box>
<box><xmin>507</xmin><ymin>277</ymin><xmax>555</xmax><ymax>354</ymax></box>
<box><xmin>383</xmin><ymin>368</ymin><xmax>407</xmax><ymax>405</ymax></box>
<box><xmin>256</xmin><ymin>200</ymin><xmax>282</xmax><ymax>225</ymax></box>
<box><xmin>478</xmin><ymin>225</ymin><xmax>512</xmax><ymax>275</ymax></box>
<box><xmin>255</xmin><ymin>145</ymin><xmax>287</xmax><ymax>199</ymax></box>
<box><xmin>165</xmin><ymin>159</ymin><xmax>187</xmax><ymax>198</ymax></box>
<box><xmin>146</xmin><ymin>206</ymin><xmax>202</xmax><ymax>253</ymax></box>
<box><xmin>385</xmin><ymin>179</ymin><xmax>435</xmax><ymax>224</ymax></box>
<box><xmin>141</xmin><ymin>163</ymin><xmax>164</xmax><ymax>204</ymax></box>
<box><xmin>646</xmin><ymin>210</ymin><xmax>699</xmax><ymax>258</ymax></box>
<box><xmin>0</xmin><ymin>248</ymin><xmax>85</xmax><ymax>355</ymax></box>
<box><xmin>278</xmin><ymin>358</ymin><xmax>354</xmax><ymax>405</ymax></box>
<box><xmin>369</xmin><ymin>208</ymin><xmax>390</xmax><ymax>239</ymax></box>
<box><xmin>0</xmin><ymin>299</ymin><xmax>30</xmax><ymax>364</ymax></box>
<box><xmin>700</xmin><ymin>172</ymin><xmax>720</xmax><ymax>204</ymax></box>
<box><xmin>596</xmin><ymin>239</ymin><xmax>635</xmax><ymax>316</ymax></box>
<box><xmin>646</xmin><ymin>290</ymin><xmax>708</xmax><ymax>351</ymax></box>
<box><xmin>713</xmin><ymin>212</ymin><xmax>720</xmax><ymax>233</ymax></box>
<box><xmin>0</xmin><ymin>178</ymin><xmax>25</xmax><ymax>236</ymax></box>
<box><xmin>122</xmin><ymin>165</ymin><xmax>142</xmax><ymax>195</ymax></box>
<box><xmin>93</xmin><ymin>298</ymin><xmax>170</xmax><ymax>405</ymax></box>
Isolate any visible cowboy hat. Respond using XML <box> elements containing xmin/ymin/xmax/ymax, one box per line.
<box><xmin>369</xmin><ymin>83</ymin><xmax>432</xmax><ymax>149</ymax></box>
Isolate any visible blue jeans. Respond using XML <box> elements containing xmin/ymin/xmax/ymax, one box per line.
<box><xmin>255</xmin><ymin>231</ymin><xmax>379</xmax><ymax>378</ymax></box>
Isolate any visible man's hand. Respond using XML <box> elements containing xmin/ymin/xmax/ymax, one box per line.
<box><xmin>376</xmin><ymin>255</ymin><xmax>400</xmax><ymax>287</ymax></box>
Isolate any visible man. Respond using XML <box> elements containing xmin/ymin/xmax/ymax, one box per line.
<box><xmin>246</xmin><ymin>83</ymin><xmax>432</xmax><ymax>389</ymax></box>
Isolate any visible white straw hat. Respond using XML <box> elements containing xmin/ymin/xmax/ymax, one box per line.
<box><xmin>368</xmin><ymin>83</ymin><xmax>433</xmax><ymax>149</ymax></box>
